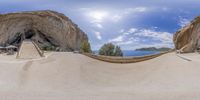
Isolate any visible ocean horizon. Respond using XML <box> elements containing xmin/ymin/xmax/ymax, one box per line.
<box><xmin>93</xmin><ymin>50</ymin><xmax>160</xmax><ymax>57</ymax></box>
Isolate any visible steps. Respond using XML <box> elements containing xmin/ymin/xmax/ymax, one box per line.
<box><xmin>17</xmin><ymin>40</ymin><xmax>43</xmax><ymax>59</ymax></box>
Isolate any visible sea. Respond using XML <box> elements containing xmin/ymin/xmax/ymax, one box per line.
<box><xmin>122</xmin><ymin>50</ymin><xmax>160</xmax><ymax>57</ymax></box>
<box><xmin>93</xmin><ymin>50</ymin><xmax>160</xmax><ymax>57</ymax></box>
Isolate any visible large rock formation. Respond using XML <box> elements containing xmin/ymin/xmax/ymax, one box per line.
<box><xmin>0</xmin><ymin>10</ymin><xmax>88</xmax><ymax>51</ymax></box>
<box><xmin>173</xmin><ymin>16</ymin><xmax>200</xmax><ymax>53</ymax></box>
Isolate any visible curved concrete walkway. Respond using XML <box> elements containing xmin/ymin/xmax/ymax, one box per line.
<box><xmin>0</xmin><ymin>52</ymin><xmax>199</xmax><ymax>100</ymax></box>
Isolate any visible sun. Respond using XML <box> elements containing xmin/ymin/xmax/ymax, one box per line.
<box><xmin>88</xmin><ymin>11</ymin><xmax>108</xmax><ymax>23</ymax></box>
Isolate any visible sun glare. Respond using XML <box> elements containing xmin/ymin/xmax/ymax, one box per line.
<box><xmin>88</xmin><ymin>11</ymin><xmax>108</xmax><ymax>22</ymax></box>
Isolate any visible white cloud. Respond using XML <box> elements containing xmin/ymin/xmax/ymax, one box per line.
<box><xmin>117</xmin><ymin>40</ymin><xmax>133</xmax><ymax>45</ymax></box>
<box><xmin>80</xmin><ymin>6</ymin><xmax>149</xmax><ymax>25</ymax></box>
<box><xmin>96</xmin><ymin>23</ymin><xmax>103</xmax><ymax>28</ymax></box>
<box><xmin>109</xmin><ymin>30</ymin><xmax>137</xmax><ymax>44</ymax></box>
<box><xmin>124</xmin><ymin>7</ymin><xmax>147</xmax><ymax>14</ymax></box>
<box><xmin>110</xmin><ymin>7</ymin><xmax>147</xmax><ymax>22</ymax></box>
<box><xmin>123</xmin><ymin>32</ymin><xmax>130</xmax><ymax>35</ymax></box>
<box><xmin>112</xmin><ymin>14</ymin><xmax>122</xmax><ymax>22</ymax></box>
<box><xmin>95</xmin><ymin>32</ymin><xmax>102</xmax><ymax>40</ymax></box>
<box><xmin>108</xmin><ymin>28</ymin><xmax>173</xmax><ymax>49</ymax></box>
<box><xmin>79</xmin><ymin>9</ymin><xmax>109</xmax><ymax>29</ymax></box>
<box><xmin>119</xmin><ymin>29</ymin><xmax>125</xmax><ymax>33</ymax></box>
<box><xmin>133</xmin><ymin>29</ymin><xmax>173</xmax><ymax>44</ymax></box>
<box><xmin>128</xmin><ymin>28</ymin><xmax>138</xmax><ymax>33</ymax></box>
<box><xmin>162</xmin><ymin>7</ymin><xmax>170</xmax><ymax>11</ymax></box>
<box><xmin>78</xmin><ymin>7</ymin><xmax>90</xmax><ymax>11</ymax></box>
<box><xmin>178</xmin><ymin>16</ymin><xmax>191</xmax><ymax>27</ymax></box>
<box><xmin>153</xmin><ymin>26</ymin><xmax>158</xmax><ymax>29</ymax></box>
<box><xmin>109</xmin><ymin>35</ymin><xmax>124</xmax><ymax>42</ymax></box>
<box><xmin>135</xmin><ymin>7</ymin><xmax>147</xmax><ymax>12</ymax></box>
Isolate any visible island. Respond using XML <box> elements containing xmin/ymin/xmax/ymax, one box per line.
<box><xmin>135</xmin><ymin>47</ymin><xmax>172</xmax><ymax>51</ymax></box>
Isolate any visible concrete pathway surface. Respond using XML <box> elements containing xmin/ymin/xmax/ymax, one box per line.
<box><xmin>17</xmin><ymin>40</ymin><xmax>42</xmax><ymax>59</ymax></box>
<box><xmin>0</xmin><ymin>52</ymin><xmax>199</xmax><ymax>100</ymax></box>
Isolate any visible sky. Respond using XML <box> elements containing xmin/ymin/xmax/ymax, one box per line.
<box><xmin>0</xmin><ymin>0</ymin><xmax>200</xmax><ymax>50</ymax></box>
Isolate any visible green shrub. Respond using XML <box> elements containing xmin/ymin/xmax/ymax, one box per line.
<box><xmin>42</xmin><ymin>45</ymin><xmax>56</xmax><ymax>51</ymax></box>
<box><xmin>80</xmin><ymin>40</ymin><xmax>91</xmax><ymax>53</ymax></box>
<box><xmin>99</xmin><ymin>43</ymin><xmax>123</xmax><ymax>56</ymax></box>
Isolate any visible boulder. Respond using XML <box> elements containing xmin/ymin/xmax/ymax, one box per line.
<box><xmin>173</xmin><ymin>16</ymin><xmax>200</xmax><ymax>53</ymax></box>
<box><xmin>0</xmin><ymin>10</ymin><xmax>89</xmax><ymax>51</ymax></box>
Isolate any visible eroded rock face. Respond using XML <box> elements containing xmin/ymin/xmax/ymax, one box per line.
<box><xmin>0</xmin><ymin>10</ymin><xmax>88</xmax><ymax>51</ymax></box>
<box><xmin>173</xmin><ymin>16</ymin><xmax>200</xmax><ymax>53</ymax></box>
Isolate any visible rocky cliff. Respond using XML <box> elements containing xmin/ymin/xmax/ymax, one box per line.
<box><xmin>0</xmin><ymin>10</ymin><xmax>88</xmax><ymax>51</ymax></box>
<box><xmin>173</xmin><ymin>16</ymin><xmax>200</xmax><ymax>53</ymax></box>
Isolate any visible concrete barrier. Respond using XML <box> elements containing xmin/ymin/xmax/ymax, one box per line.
<box><xmin>83</xmin><ymin>51</ymin><xmax>171</xmax><ymax>63</ymax></box>
<box><xmin>32</xmin><ymin>41</ymin><xmax>44</xmax><ymax>57</ymax></box>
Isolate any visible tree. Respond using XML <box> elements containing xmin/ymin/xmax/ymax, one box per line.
<box><xmin>114</xmin><ymin>46</ymin><xmax>123</xmax><ymax>56</ymax></box>
<box><xmin>99</xmin><ymin>43</ymin><xmax>115</xmax><ymax>56</ymax></box>
<box><xmin>99</xmin><ymin>43</ymin><xmax>123</xmax><ymax>56</ymax></box>
<box><xmin>80</xmin><ymin>40</ymin><xmax>91</xmax><ymax>53</ymax></box>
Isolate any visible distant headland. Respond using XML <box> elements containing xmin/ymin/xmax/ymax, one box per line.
<box><xmin>135</xmin><ymin>47</ymin><xmax>172</xmax><ymax>51</ymax></box>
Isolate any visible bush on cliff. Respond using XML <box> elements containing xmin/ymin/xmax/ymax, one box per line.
<box><xmin>99</xmin><ymin>43</ymin><xmax>123</xmax><ymax>56</ymax></box>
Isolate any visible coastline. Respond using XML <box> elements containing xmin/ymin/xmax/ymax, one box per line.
<box><xmin>93</xmin><ymin>50</ymin><xmax>161</xmax><ymax>57</ymax></box>
<box><xmin>83</xmin><ymin>51</ymin><xmax>171</xmax><ymax>63</ymax></box>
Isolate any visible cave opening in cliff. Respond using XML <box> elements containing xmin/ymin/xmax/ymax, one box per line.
<box><xmin>9</xmin><ymin>29</ymin><xmax>36</xmax><ymax>47</ymax></box>
<box><xmin>24</xmin><ymin>30</ymin><xmax>35</xmax><ymax>39</ymax></box>
<box><xmin>8</xmin><ymin>29</ymin><xmax>58</xmax><ymax>51</ymax></box>
<box><xmin>9</xmin><ymin>32</ymin><xmax>22</xmax><ymax>47</ymax></box>
<box><xmin>35</xmin><ymin>30</ymin><xmax>58</xmax><ymax>51</ymax></box>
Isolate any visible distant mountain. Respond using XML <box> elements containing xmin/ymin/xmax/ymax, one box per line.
<box><xmin>135</xmin><ymin>47</ymin><xmax>172</xmax><ymax>51</ymax></box>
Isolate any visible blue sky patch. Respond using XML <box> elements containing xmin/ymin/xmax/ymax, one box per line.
<box><xmin>0</xmin><ymin>0</ymin><xmax>199</xmax><ymax>50</ymax></box>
